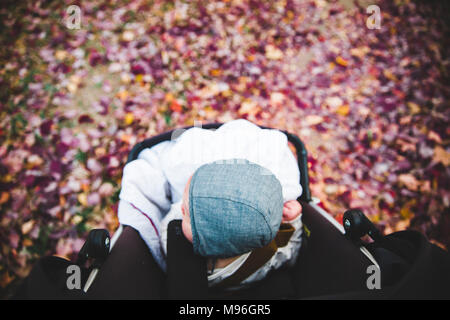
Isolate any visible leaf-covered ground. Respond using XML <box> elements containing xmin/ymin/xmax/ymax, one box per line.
<box><xmin>0</xmin><ymin>0</ymin><xmax>449</xmax><ymax>298</ymax></box>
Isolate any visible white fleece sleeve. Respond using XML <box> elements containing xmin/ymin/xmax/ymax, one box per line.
<box><xmin>117</xmin><ymin>141</ymin><xmax>173</xmax><ymax>271</ymax></box>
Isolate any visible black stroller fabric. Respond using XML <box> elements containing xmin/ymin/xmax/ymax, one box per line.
<box><xmin>312</xmin><ymin>230</ymin><xmax>450</xmax><ymax>300</ymax></box>
<box><xmin>166</xmin><ymin>220</ymin><xmax>208</xmax><ymax>299</ymax></box>
<box><xmin>369</xmin><ymin>231</ymin><xmax>450</xmax><ymax>299</ymax></box>
<box><xmin>11</xmin><ymin>222</ymin><xmax>450</xmax><ymax>299</ymax></box>
<box><xmin>12</xmin><ymin>256</ymin><xmax>86</xmax><ymax>300</ymax></box>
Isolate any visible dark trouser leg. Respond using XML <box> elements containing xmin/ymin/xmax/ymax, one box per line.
<box><xmin>86</xmin><ymin>226</ymin><xmax>165</xmax><ymax>299</ymax></box>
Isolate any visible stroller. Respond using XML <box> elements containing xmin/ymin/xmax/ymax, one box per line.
<box><xmin>12</xmin><ymin>123</ymin><xmax>450</xmax><ymax>299</ymax></box>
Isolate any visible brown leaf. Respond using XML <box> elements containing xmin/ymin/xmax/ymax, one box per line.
<box><xmin>433</xmin><ymin>146</ymin><xmax>450</xmax><ymax>166</ymax></box>
<box><xmin>428</xmin><ymin>130</ymin><xmax>442</xmax><ymax>144</ymax></box>
<box><xmin>398</xmin><ymin>174</ymin><xmax>420</xmax><ymax>191</ymax></box>
<box><xmin>0</xmin><ymin>192</ymin><xmax>9</xmax><ymax>205</ymax></box>
<box><xmin>407</xmin><ymin>102</ymin><xmax>421</xmax><ymax>115</ymax></box>
<box><xmin>21</xmin><ymin>220</ymin><xmax>35</xmax><ymax>235</ymax></box>
<box><xmin>305</xmin><ymin>115</ymin><xmax>323</xmax><ymax>126</ymax></box>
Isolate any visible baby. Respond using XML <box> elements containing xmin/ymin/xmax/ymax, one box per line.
<box><xmin>161</xmin><ymin>159</ymin><xmax>302</xmax><ymax>289</ymax></box>
<box><xmin>119</xmin><ymin>119</ymin><xmax>304</xmax><ymax>284</ymax></box>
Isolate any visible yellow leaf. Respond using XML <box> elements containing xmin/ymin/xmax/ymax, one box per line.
<box><xmin>165</xmin><ymin>92</ymin><xmax>174</xmax><ymax>102</ymax></box>
<box><xmin>433</xmin><ymin>146</ymin><xmax>450</xmax><ymax>166</ymax></box>
<box><xmin>371</xmin><ymin>213</ymin><xmax>381</xmax><ymax>223</ymax></box>
<box><xmin>135</xmin><ymin>74</ymin><xmax>144</xmax><ymax>84</ymax></box>
<box><xmin>350</xmin><ymin>46</ymin><xmax>370</xmax><ymax>59</ymax></box>
<box><xmin>400</xmin><ymin>199</ymin><xmax>416</xmax><ymax>220</ymax></box>
<box><xmin>286</xmin><ymin>10</ymin><xmax>295</xmax><ymax>20</ymax></box>
<box><xmin>335</xmin><ymin>56</ymin><xmax>348</xmax><ymax>67</ymax></box>
<box><xmin>78</xmin><ymin>193</ymin><xmax>88</xmax><ymax>206</ymax></box>
<box><xmin>124</xmin><ymin>113</ymin><xmax>134</xmax><ymax>125</ymax></box>
<box><xmin>407</xmin><ymin>102</ymin><xmax>421</xmax><ymax>115</ymax></box>
<box><xmin>336</xmin><ymin>104</ymin><xmax>350</xmax><ymax>116</ymax></box>
<box><xmin>400</xmin><ymin>206</ymin><xmax>412</xmax><ymax>220</ymax></box>
<box><xmin>383</xmin><ymin>69</ymin><xmax>398</xmax><ymax>82</ymax></box>
<box><xmin>222</xmin><ymin>89</ymin><xmax>232</xmax><ymax>97</ymax></box>
<box><xmin>210</xmin><ymin>69</ymin><xmax>222</xmax><ymax>77</ymax></box>
<box><xmin>55</xmin><ymin>50</ymin><xmax>68</xmax><ymax>60</ymax></box>
<box><xmin>2</xmin><ymin>174</ymin><xmax>13</xmax><ymax>183</ymax></box>
<box><xmin>117</xmin><ymin>90</ymin><xmax>129</xmax><ymax>101</ymax></box>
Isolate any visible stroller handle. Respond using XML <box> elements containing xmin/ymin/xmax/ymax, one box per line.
<box><xmin>126</xmin><ymin>123</ymin><xmax>312</xmax><ymax>202</ymax></box>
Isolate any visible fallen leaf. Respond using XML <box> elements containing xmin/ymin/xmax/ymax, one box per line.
<box><xmin>210</xmin><ymin>69</ymin><xmax>222</xmax><ymax>77</ymax></box>
<box><xmin>398</xmin><ymin>174</ymin><xmax>420</xmax><ymax>191</ymax></box>
<box><xmin>325</xmin><ymin>96</ymin><xmax>343</xmax><ymax>109</ymax></box>
<box><xmin>265</xmin><ymin>45</ymin><xmax>283</xmax><ymax>60</ymax></box>
<box><xmin>407</xmin><ymin>102</ymin><xmax>421</xmax><ymax>114</ymax></box>
<box><xmin>124</xmin><ymin>113</ymin><xmax>134</xmax><ymax>125</ymax></box>
<box><xmin>428</xmin><ymin>131</ymin><xmax>442</xmax><ymax>144</ymax></box>
<box><xmin>170</xmin><ymin>100</ymin><xmax>183</xmax><ymax>112</ymax></box>
<box><xmin>270</xmin><ymin>92</ymin><xmax>285</xmax><ymax>105</ymax></box>
<box><xmin>0</xmin><ymin>192</ymin><xmax>10</xmax><ymax>205</ymax></box>
<box><xmin>350</xmin><ymin>46</ymin><xmax>370</xmax><ymax>59</ymax></box>
<box><xmin>55</xmin><ymin>50</ymin><xmax>68</xmax><ymax>60</ymax></box>
<box><xmin>117</xmin><ymin>90</ymin><xmax>129</xmax><ymax>101</ymax></box>
<box><xmin>21</xmin><ymin>220</ymin><xmax>35</xmax><ymax>235</ymax></box>
<box><xmin>335</xmin><ymin>56</ymin><xmax>348</xmax><ymax>67</ymax></box>
<box><xmin>336</xmin><ymin>104</ymin><xmax>350</xmax><ymax>116</ymax></box>
<box><xmin>121</xmin><ymin>30</ymin><xmax>135</xmax><ymax>42</ymax></box>
<box><xmin>433</xmin><ymin>146</ymin><xmax>450</xmax><ymax>166</ymax></box>
<box><xmin>77</xmin><ymin>193</ymin><xmax>88</xmax><ymax>206</ymax></box>
<box><xmin>305</xmin><ymin>115</ymin><xmax>323</xmax><ymax>126</ymax></box>
<box><xmin>383</xmin><ymin>69</ymin><xmax>398</xmax><ymax>82</ymax></box>
<box><xmin>239</xmin><ymin>100</ymin><xmax>259</xmax><ymax>116</ymax></box>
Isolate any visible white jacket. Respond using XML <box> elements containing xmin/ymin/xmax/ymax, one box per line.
<box><xmin>118</xmin><ymin>120</ymin><xmax>303</xmax><ymax>285</ymax></box>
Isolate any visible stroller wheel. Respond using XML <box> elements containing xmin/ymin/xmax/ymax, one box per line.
<box><xmin>86</xmin><ymin>229</ymin><xmax>110</xmax><ymax>260</ymax></box>
<box><xmin>343</xmin><ymin>209</ymin><xmax>382</xmax><ymax>242</ymax></box>
<box><xmin>77</xmin><ymin>229</ymin><xmax>110</xmax><ymax>265</ymax></box>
